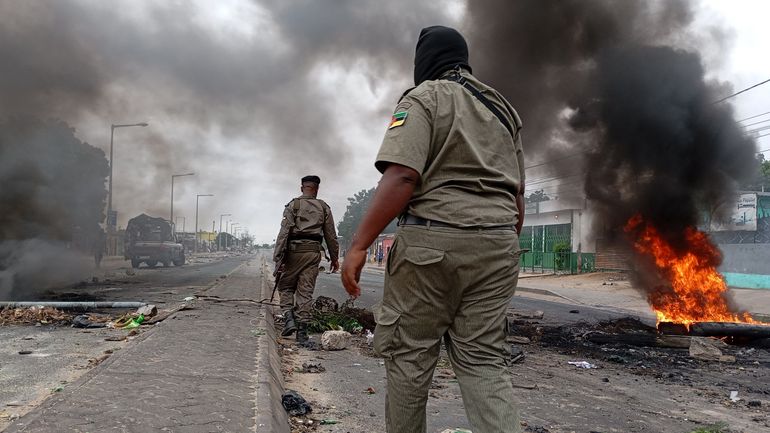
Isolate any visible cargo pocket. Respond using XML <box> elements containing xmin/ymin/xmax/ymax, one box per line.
<box><xmin>403</xmin><ymin>246</ymin><xmax>445</xmax><ymax>266</ymax></box>
<box><xmin>373</xmin><ymin>302</ymin><xmax>401</xmax><ymax>359</ymax></box>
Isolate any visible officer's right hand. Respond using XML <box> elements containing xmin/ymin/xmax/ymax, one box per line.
<box><xmin>341</xmin><ymin>249</ymin><xmax>366</xmax><ymax>299</ymax></box>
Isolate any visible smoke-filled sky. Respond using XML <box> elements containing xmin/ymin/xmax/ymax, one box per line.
<box><xmin>1</xmin><ymin>0</ymin><xmax>769</xmax><ymax>244</ymax></box>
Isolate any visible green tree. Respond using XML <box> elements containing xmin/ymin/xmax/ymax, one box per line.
<box><xmin>760</xmin><ymin>159</ymin><xmax>770</xmax><ymax>191</ymax></box>
<box><xmin>337</xmin><ymin>187</ymin><xmax>397</xmax><ymax>249</ymax></box>
<box><xmin>525</xmin><ymin>189</ymin><xmax>550</xmax><ymax>204</ymax></box>
<box><xmin>741</xmin><ymin>153</ymin><xmax>770</xmax><ymax>191</ymax></box>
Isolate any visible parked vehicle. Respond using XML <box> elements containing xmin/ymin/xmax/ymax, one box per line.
<box><xmin>124</xmin><ymin>214</ymin><xmax>185</xmax><ymax>268</ymax></box>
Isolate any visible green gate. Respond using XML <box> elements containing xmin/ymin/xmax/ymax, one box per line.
<box><xmin>518</xmin><ymin>223</ymin><xmax>594</xmax><ymax>274</ymax></box>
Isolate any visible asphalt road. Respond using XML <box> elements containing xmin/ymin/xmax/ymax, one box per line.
<box><xmin>315</xmin><ymin>269</ymin><xmax>636</xmax><ymax>325</ymax></box>
<box><xmin>38</xmin><ymin>254</ymin><xmax>251</xmax><ymax>306</ymax></box>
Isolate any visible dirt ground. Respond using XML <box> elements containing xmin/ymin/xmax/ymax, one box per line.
<box><xmin>280</xmin><ymin>315</ymin><xmax>770</xmax><ymax>433</ymax></box>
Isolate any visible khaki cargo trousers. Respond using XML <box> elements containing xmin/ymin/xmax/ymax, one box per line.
<box><xmin>373</xmin><ymin>224</ymin><xmax>521</xmax><ymax>433</ymax></box>
<box><xmin>278</xmin><ymin>242</ymin><xmax>322</xmax><ymax>322</ymax></box>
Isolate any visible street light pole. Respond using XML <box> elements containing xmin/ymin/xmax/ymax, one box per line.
<box><xmin>107</xmin><ymin>122</ymin><xmax>148</xmax><ymax>233</ymax></box>
<box><xmin>230</xmin><ymin>223</ymin><xmax>239</xmax><ymax>250</ymax></box>
<box><xmin>194</xmin><ymin>194</ymin><xmax>214</xmax><ymax>253</ymax></box>
<box><xmin>219</xmin><ymin>213</ymin><xmax>231</xmax><ymax>251</ymax></box>
<box><xmin>170</xmin><ymin>172</ymin><xmax>194</xmax><ymax>230</ymax></box>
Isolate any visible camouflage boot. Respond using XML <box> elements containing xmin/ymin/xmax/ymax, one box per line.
<box><xmin>281</xmin><ymin>310</ymin><xmax>297</xmax><ymax>337</ymax></box>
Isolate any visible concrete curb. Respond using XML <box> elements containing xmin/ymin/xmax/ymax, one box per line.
<box><xmin>254</xmin><ymin>260</ymin><xmax>290</xmax><ymax>433</ymax></box>
<box><xmin>516</xmin><ymin>285</ymin><xmax>582</xmax><ymax>305</ymax></box>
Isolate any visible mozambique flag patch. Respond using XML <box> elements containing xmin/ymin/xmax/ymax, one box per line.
<box><xmin>388</xmin><ymin>111</ymin><xmax>408</xmax><ymax>129</ymax></box>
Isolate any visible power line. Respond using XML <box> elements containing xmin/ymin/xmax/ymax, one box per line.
<box><xmin>527</xmin><ymin>173</ymin><xmax>583</xmax><ymax>186</ymax></box>
<box><xmin>524</xmin><ymin>152</ymin><xmax>586</xmax><ymax>170</ymax></box>
<box><xmin>742</xmin><ymin>118</ymin><xmax>770</xmax><ymax>128</ymax></box>
<box><xmin>738</xmin><ymin>111</ymin><xmax>770</xmax><ymax>123</ymax></box>
<box><xmin>713</xmin><ymin>78</ymin><xmax>770</xmax><ymax>104</ymax></box>
<box><xmin>746</xmin><ymin>125</ymin><xmax>770</xmax><ymax>135</ymax></box>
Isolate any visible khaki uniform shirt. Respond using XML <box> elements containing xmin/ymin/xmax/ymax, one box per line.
<box><xmin>376</xmin><ymin>70</ymin><xmax>524</xmax><ymax>227</ymax></box>
<box><xmin>273</xmin><ymin>195</ymin><xmax>339</xmax><ymax>262</ymax></box>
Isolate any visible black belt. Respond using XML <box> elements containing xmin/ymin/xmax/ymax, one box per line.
<box><xmin>289</xmin><ymin>234</ymin><xmax>323</xmax><ymax>242</ymax></box>
<box><xmin>399</xmin><ymin>214</ymin><xmax>516</xmax><ymax>231</ymax></box>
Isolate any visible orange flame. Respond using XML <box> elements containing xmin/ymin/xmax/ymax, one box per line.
<box><xmin>624</xmin><ymin>214</ymin><xmax>756</xmax><ymax>326</ymax></box>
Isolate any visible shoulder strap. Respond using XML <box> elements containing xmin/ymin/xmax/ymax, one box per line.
<box><xmin>444</xmin><ymin>73</ymin><xmax>515</xmax><ymax>139</ymax></box>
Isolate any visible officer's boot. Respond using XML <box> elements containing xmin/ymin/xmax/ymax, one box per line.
<box><xmin>281</xmin><ymin>311</ymin><xmax>297</xmax><ymax>337</ymax></box>
<box><xmin>296</xmin><ymin>322</ymin><xmax>308</xmax><ymax>344</ymax></box>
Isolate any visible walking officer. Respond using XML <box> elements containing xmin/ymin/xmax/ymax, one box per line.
<box><xmin>341</xmin><ymin>26</ymin><xmax>526</xmax><ymax>433</ymax></box>
<box><xmin>274</xmin><ymin>175</ymin><xmax>340</xmax><ymax>343</ymax></box>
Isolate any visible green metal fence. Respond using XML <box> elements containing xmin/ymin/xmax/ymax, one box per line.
<box><xmin>520</xmin><ymin>252</ymin><xmax>596</xmax><ymax>274</ymax></box>
<box><xmin>518</xmin><ymin>222</ymin><xmax>595</xmax><ymax>274</ymax></box>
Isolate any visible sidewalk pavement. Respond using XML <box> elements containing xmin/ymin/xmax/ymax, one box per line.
<box><xmin>516</xmin><ymin>271</ymin><xmax>770</xmax><ymax>319</ymax></box>
<box><xmin>6</xmin><ymin>256</ymin><xmax>289</xmax><ymax>433</ymax></box>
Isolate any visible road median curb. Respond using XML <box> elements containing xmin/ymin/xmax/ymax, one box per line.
<box><xmin>255</xmin><ymin>260</ymin><xmax>290</xmax><ymax>433</ymax></box>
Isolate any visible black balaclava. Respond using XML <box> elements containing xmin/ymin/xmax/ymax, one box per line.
<box><xmin>414</xmin><ymin>25</ymin><xmax>472</xmax><ymax>86</ymax></box>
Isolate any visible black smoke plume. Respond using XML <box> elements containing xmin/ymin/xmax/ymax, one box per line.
<box><xmin>0</xmin><ymin>117</ymin><xmax>108</xmax><ymax>299</ymax></box>
<box><xmin>465</xmin><ymin>0</ymin><xmax>756</xmax><ymax>250</ymax></box>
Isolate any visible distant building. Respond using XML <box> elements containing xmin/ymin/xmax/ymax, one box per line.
<box><xmin>520</xmin><ymin>196</ymin><xmax>597</xmax><ymax>274</ymax></box>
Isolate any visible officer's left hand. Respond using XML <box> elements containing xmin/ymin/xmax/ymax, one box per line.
<box><xmin>341</xmin><ymin>249</ymin><xmax>366</xmax><ymax>299</ymax></box>
<box><xmin>330</xmin><ymin>259</ymin><xmax>340</xmax><ymax>273</ymax></box>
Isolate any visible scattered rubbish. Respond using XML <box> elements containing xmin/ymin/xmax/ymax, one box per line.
<box><xmin>511</xmin><ymin>383</ymin><xmax>537</xmax><ymax>390</ymax></box>
<box><xmin>689</xmin><ymin>337</ymin><xmax>735</xmax><ymax>362</ymax></box>
<box><xmin>113</xmin><ymin>314</ymin><xmax>145</xmax><ymax>329</ymax></box>
<box><xmin>365</xmin><ymin>329</ymin><xmax>375</xmax><ymax>345</ymax></box>
<box><xmin>0</xmin><ymin>302</ymin><xmax>146</xmax><ymax>310</ymax></box>
<box><xmin>313</xmin><ymin>296</ymin><xmax>339</xmax><ymax>313</ymax></box>
<box><xmin>365</xmin><ymin>387</ymin><xmax>376</xmax><ymax>394</ymax></box>
<box><xmin>440</xmin><ymin>429</ymin><xmax>472</xmax><ymax>433</ymax></box>
<box><xmin>136</xmin><ymin>304</ymin><xmax>158</xmax><ymax>318</ymax></box>
<box><xmin>321</xmin><ymin>330</ymin><xmax>352</xmax><ymax>350</ymax></box>
<box><xmin>299</xmin><ymin>362</ymin><xmax>326</xmax><ymax>373</ymax></box>
<box><xmin>282</xmin><ymin>390</ymin><xmax>312</xmax><ymax>416</ymax></box>
<box><xmin>510</xmin><ymin>346</ymin><xmax>525</xmax><ymax>363</ymax></box>
<box><xmin>320</xmin><ymin>419</ymin><xmax>339</xmax><ymax>425</ymax></box>
<box><xmin>605</xmin><ymin>354</ymin><xmax>628</xmax><ymax>364</ymax></box>
<box><xmin>299</xmin><ymin>340</ymin><xmax>320</xmax><ymax>350</ymax></box>
<box><xmin>72</xmin><ymin>314</ymin><xmax>108</xmax><ymax>328</ymax></box>
<box><xmin>508</xmin><ymin>309</ymin><xmax>544</xmax><ymax>320</ymax></box>
<box><xmin>729</xmin><ymin>390</ymin><xmax>740</xmax><ymax>402</ymax></box>
<box><xmin>103</xmin><ymin>336</ymin><xmax>126</xmax><ymax>342</ymax></box>
<box><xmin>1</xmin><ymin>306</ymin><xmax>71</xmax><ymax>326</ymax></box>
<box><xmin>183</xmin><ymin>296</ymin><xmax>195</xmax><ymax>302</ymax></box>
<box><xmin>569</xmin><ymin>309</ymin><xmax>580</xmax><ymax>314</ymax></box>
<box><xmin>507</xmin><ymin>335</ymin><xmax>531</xmax><ymax>344</ymax></box>
<box><xmin>568</xmin><ymin>361</ymin><xmax>597</xmax><ymax>369</ymax></box>
<box><xmin>352</xmin><ymin>363</ymin><xmax>362</xmax><ymax>366</ymax></box>
<box><xmin>51</xmin><ymin>386</ymin><xmax>63</xmax><ymax>393</ymax></box>
<box><xmin>602</xmin><ymin>377</ymin><xmax>610</xmax><ymax>383</ymax></box>
<box><xmin>88</xmin><ymin>354</ymin><xmax>110</xmax><ymax>366</ymax></box>
<box><xmin>18</xmin><ymin>350</ymin><xmax>32</xmax><ymax>355</ymax></box>
<box><xmin>125</xmin><ymin>268</ymin><xmax>136</xmax><ymax>276</ymax></box>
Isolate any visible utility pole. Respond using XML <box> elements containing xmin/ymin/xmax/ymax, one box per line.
<box><xmin>170</xmin><ymin>172</ymin><xmax>194</xmax><ymax>230</ymax></box>
<box><xmin>106</xmin><ymin>122</ymin><xmax>148</xmax><ymax>255</ymax></box>
<box><xmin>219</xmin><ymin>213</ymin><xmax>231</xmax><ymax>251</ymax></box>
<box><xmin>194</xmin><ymin>194</ymin><xmax>213</xmax><ymax>253</ymax></box>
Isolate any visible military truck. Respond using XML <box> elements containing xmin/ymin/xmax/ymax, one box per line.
<box><xmin>124</xmin><ymin>214</ymin><xmax>185</xmax><ymax>268</ymax></box>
